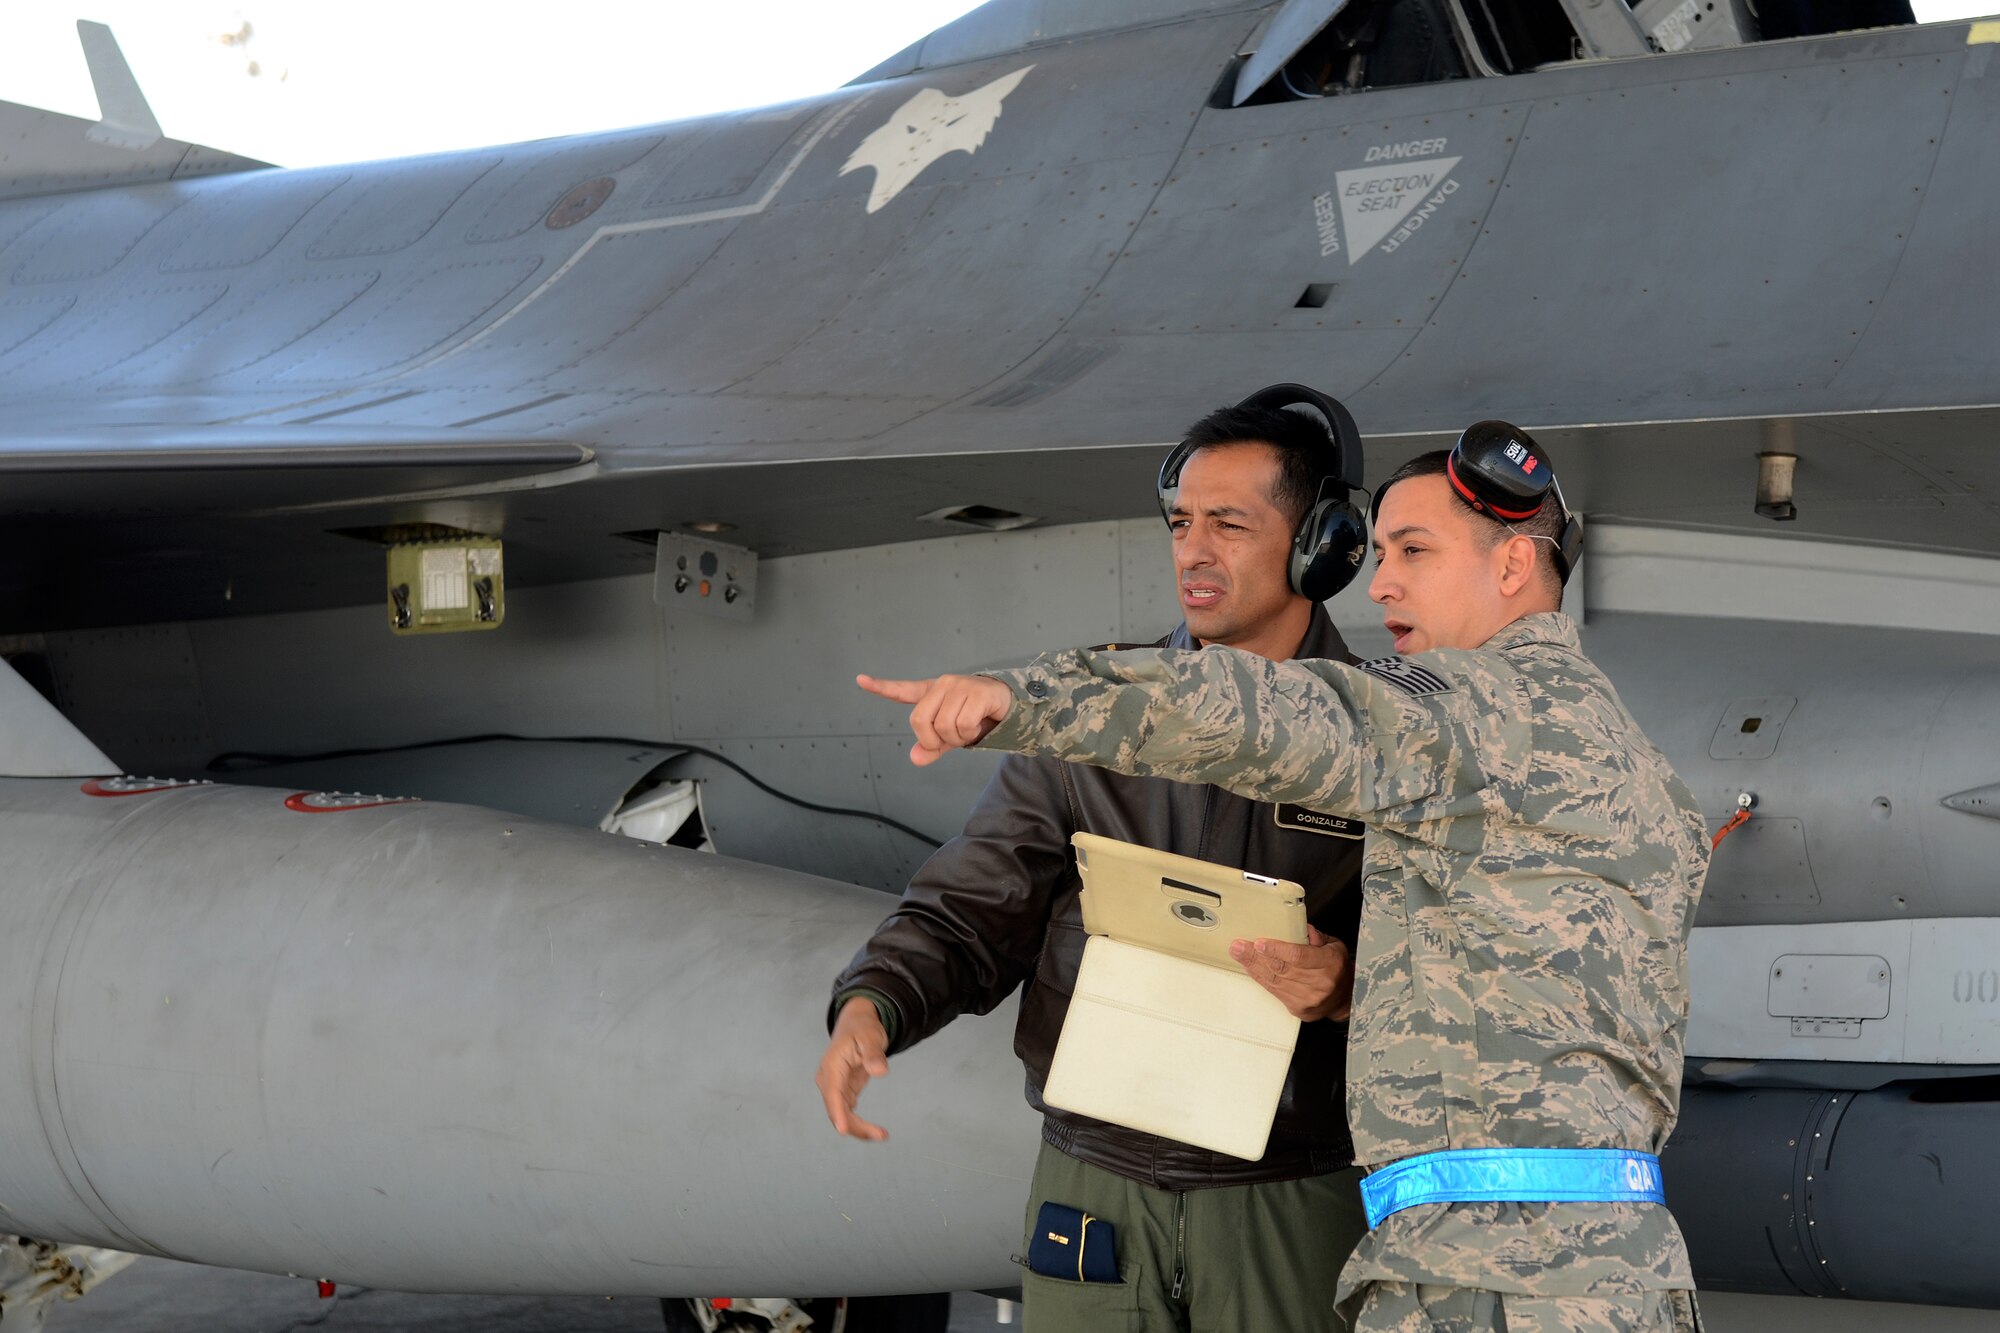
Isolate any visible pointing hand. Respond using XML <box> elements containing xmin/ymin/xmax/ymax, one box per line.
<box><xmin>857</xmin><ymin>673</ymin><xmax>1014</xmax><ymax>766</ymax></box>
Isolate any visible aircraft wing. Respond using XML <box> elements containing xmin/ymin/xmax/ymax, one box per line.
<box><xmin>0</xmin><ymin>7</ymin><xmax>1991</xmax><ymax>634</ymax></box>
<box><xmin>0</xmin><ymin>22</ymin><xmax>270</xmax><ymax>203</ymax></box>
<box><xmin>0</xmin><ymin>95</ymin><xmax>269</xmax><ymax>201</ymax></box>
<box><xmin>0</xmin><ymin>424</ymin><xmax>592</xmax><ymax>632</ymax></box>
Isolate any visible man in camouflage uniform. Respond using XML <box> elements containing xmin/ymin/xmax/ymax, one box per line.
<box><xmin>858</xmin><ymin>446</ymin><xmax>1710</xmax><ymax>1332</ymax></box>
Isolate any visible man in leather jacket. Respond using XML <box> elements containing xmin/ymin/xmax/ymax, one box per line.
<box><xmin>815</xmin><ymin>400</ymin><xmax>1370</xmax><ymax>1332</ymax></box>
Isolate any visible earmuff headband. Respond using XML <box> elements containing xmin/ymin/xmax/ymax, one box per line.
<box><xmin>1445</xmin><ymin>453</ymin><xmax>1542</xmax><ymax>522</ymax></box>
<box><xmin>1230</xmin><ymin>384</ymin><xmax>1364</xmax><ymax>493</ymax></box>
<box><xmin>1157</xmin><ymin>383</ymin><xmax>1363</xmax><ymax>502</ymax></box>
<box><xmin>1157</xmin><ymin>383</ymin><xmax>1369</xmax><ymax>604</ymax></box>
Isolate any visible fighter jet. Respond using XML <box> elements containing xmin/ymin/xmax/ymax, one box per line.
<box><xmin>2</xmin><ymin>0</ymin><xmax>1998</xmax><ymax>1327</ymax></box>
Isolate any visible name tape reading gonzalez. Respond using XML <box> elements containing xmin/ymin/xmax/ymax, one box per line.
<box><xmin>1276</xmin><ymin>804</ymin><xmax>1366</xmax><ymax>839</ymax></box>
<box><xmin>1356</xmin><ymin>657</ymin><xmax>1453</xmax><ymax>696</ymax></box>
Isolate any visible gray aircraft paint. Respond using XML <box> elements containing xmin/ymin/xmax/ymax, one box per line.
<box><xmin>0</xmin><ymin>11</ymin><xmax>1996</xmax><ymax>627</ymax></box>
<box><xmin>0</xmin><ymin>775</ymin><xmax>1038</xmax><ymax>1296</ymax></box>
<box><xmin>2</xmin><ymin>0</ymin><xmax>1999</xmax><ymax>1314</ymax></box>
<box><xmin>21</xmin><ymin>515</ymin><xmax>1999</xmax><ymax>1303</ymax></box>
<box><xmin>31</xmin><ymin>514</ymin><xmax>1997</xmax><ymax>952</ymax></box>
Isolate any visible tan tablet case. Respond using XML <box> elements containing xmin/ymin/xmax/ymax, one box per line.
<box><xmin>1042</xmin><ymin>832</ymin><xmax>1308</xmax><ymax>1161</ymax></box>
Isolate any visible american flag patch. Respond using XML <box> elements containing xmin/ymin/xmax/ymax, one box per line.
<box><xmin>1355</xmin><ymin>656</ymin><xmax>1452</xmax><ymax>696</ymax></box>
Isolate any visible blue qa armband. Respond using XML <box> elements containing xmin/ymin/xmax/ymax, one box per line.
<box><xmin>1360</xmin><ymin>1148</ymin><xmax>1666</xmax><ymax>1228</ymax></box>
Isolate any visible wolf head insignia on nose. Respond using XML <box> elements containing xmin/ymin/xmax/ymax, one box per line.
<box><xmin>841</xmin><ymin>66</ymin><xmax>1033</xmax><ymax>214</ymax></box>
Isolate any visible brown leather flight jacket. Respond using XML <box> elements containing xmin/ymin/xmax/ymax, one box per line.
<box><xmin>832</xmin><ymin>608</ymin><xmax>1364</xmax><ymax>1190</ymax></box>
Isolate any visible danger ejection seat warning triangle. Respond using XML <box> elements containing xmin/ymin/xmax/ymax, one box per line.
<box><xmin>1335</xmin><ymin>156</ymin><xmax>1462</xmax><ymax>263</ymax></box>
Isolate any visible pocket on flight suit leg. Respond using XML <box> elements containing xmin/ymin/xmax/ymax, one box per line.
<box><xmin>1019</xmin><ymin>1261</ymin><xmax>1144</xmax><ymax>1333</ymax></box>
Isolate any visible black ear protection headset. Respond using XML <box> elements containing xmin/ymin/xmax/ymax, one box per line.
<box><xmin>1156</xmin><ymin>383</ymin><xmax>1369</xmax><ymax>603</ymax></box>
<box><xmin>1372</xmin><ymin>419</ymin><xmax>1584</xmax><ymax>584</ymax></box>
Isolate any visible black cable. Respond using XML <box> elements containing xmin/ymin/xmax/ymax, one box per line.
<box><xmin>207</xmin><ymin>733</ymin><xmax>944</xmax><ymax>850</ymax></box>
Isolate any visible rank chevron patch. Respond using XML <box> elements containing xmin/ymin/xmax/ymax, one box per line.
<box><xmin>1356</xmin><ymin>656</ymin><xmax>1453</xmax><ymax>696</ymax></box>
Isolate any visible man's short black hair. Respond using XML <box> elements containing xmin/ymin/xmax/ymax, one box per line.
<box><xmin>1178</xmin><ymin>404</ymin><xmax>1334</xmax><ymax>527</ymax></box>
<box><xmin>1373</xmin><ymin>451</ymin><xmax>1453</xmax><ymax>514</ymax></box>
<box><xmin>1376</xmin><ymin>450</ymin><xmax>1567</xmax><ymax>600</ymax></box>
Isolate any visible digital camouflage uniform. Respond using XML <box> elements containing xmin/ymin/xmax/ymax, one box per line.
<box><xmin>976</xmin><ymin>613</ymin><xmax>1709</xmax><ymax>1332</ymax></box>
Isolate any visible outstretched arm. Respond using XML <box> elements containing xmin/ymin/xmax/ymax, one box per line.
<box><xmin>856</xmin><ymin>667</ymin><xmax>1361</xmax><ymax>1019</ymax></box>
<box><xmin>860</xmin><ymin>645</ymin><xmax>1483</xmax><ymax>826</ymax></box>
<box><xmin>855</xmin><ymin>672</ymin><xmax>1011</xmax><ymax>765</ymax></box>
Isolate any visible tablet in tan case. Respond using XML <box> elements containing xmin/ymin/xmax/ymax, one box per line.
<box><xmin>1041</xmin><ymin>832</ymin><xmax>1308</xmax><ymax>1161</ymax></box>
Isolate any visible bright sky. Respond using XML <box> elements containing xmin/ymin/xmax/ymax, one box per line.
<box><xmin>0</xmin><ymin>0</ymin><xmax>1992</xmax><ymax>168</ymax></box>
<box><xmin>0</xmin><ymin>1</ymin><xmax>988</xmax><ymax>168</ymax></box>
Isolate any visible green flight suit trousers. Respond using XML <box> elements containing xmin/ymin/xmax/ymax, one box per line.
<box><xmin>1019</xmin><ymin>1141</ymin><xmax>1368</xmax><ymax>1332</ymax></box>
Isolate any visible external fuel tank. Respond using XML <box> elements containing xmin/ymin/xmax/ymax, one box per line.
<box><xmin>0</xmin><ymin>777</ymin><xmax>1038</xmax><ymax>1297</ymax></box>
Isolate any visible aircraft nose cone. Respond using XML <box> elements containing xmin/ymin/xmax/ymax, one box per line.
<box><xmin>1940</xmin><ymin>782</ymin><xmax>2000</xmax><ymax>820</ymax></box>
